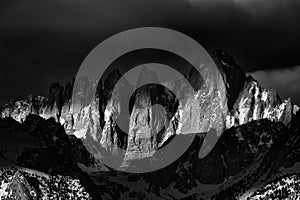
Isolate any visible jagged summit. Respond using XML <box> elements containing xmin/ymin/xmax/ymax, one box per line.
<box><xmin>212</xmin><ymin>50</ymin><xmax>242</xmax><ymax>69</ymax></box>
<box><xmin>136</xmin><ymin>65</ymin><xmax>159</xmax><ymax>87</ymax></box>
<box><xmin>212</xmin><ymin>49</ymin><xmax>247</xmax><ymax>110</ymax></box>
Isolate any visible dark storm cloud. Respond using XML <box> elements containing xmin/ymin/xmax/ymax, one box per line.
<box><xmin>0</xmin><ymin>0</ymin><xmax>300</xmax><ymax>104</ymax></box>
<box><xmin>1</xmin><ymin>0</ymin><xmax>300</xmax><ymax>68</ymax></box>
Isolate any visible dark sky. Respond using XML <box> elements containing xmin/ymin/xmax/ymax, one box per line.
<box><xmin>0</xmin><ymin>0</ymin><xmax>300</xmax><ymax>105</ymax></box>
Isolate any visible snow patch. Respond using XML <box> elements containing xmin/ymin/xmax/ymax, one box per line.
<box><xmin>73</xmin><ymin>129</ymin><xmax>87</xmax><ymax>139</ymax></box>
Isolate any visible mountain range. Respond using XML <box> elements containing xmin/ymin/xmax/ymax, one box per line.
<box><xmin>0</xmin><ymin>50</ymin><xmax>299</xmax><ymax>199</ymax></box>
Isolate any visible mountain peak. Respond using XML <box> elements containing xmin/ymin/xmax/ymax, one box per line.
<box><xmin>212</xmin><ymin>49</ymin><xmax>243</xmax><ymax>70</ymax></box>
<box><xmin>136</xmin><ymin>65</ymin><xmax>159</xmax><ymax>87</ymax></box>
<box><xmin>212</xmin><ymin>50</ymin><xmax>247</xmax><ymax>110</ymax></box>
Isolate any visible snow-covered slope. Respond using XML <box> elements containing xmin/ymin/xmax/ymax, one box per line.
<box><xmin>249</xmin><ymin>174</ymin><xmax>300</xmax><ymax>200</ymax></box>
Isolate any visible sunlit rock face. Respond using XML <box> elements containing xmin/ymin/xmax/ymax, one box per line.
<box><xmin>67</xmin><ymin>77</ymin><xmax>100</xmax><ymax>139</ymax></box>
<box><xmin>0</xmin><ymin>80</ymin><xmax>75</xmax><ymax>124</ymax></box>
<box><xmin>212</xmin><ymin>50</ymin><xmax>297</xmax><ymax>129</ymax></box>
<box><xmin>0</xmin><ymin>94</ymin><xmax>62</xmax><ymax>123</ymax></box>
<box><xmin>164</xmin><ymin>61</ymin><xmax>229</xmax><ymax>159</ymax></box>
<box><xmin>1</xmin><ymin>50</ymin><xmax>298</xmax><ymax>167</ymax></box>
<box><xmin>225</xmin><ymin>76</ymin><xmax>296</xmax><ymax>129</ymax></box>
<box><xmin>123</xmin><ymin>67</ymin><xmax>179</xmax><ymax>163</ymax></box>
<box><xmin>99</xmin><ymin>70</ymin><xmax>133</xmax><ymax>157</ymax></box>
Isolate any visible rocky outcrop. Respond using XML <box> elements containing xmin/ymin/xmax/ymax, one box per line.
<box><xmin>0</xmin><ymin>171</ymin><xmax>37</xmax><ymax>200</ymax></box>
<box><xmin>0</xmin><ymin>95</ymin><xmax>48</xmax><ymax>123</ymax></box>
<box><xmin>0</xmin><ymin>168</ymin><xmax>91</xmax><ymax>199</ymax></box>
